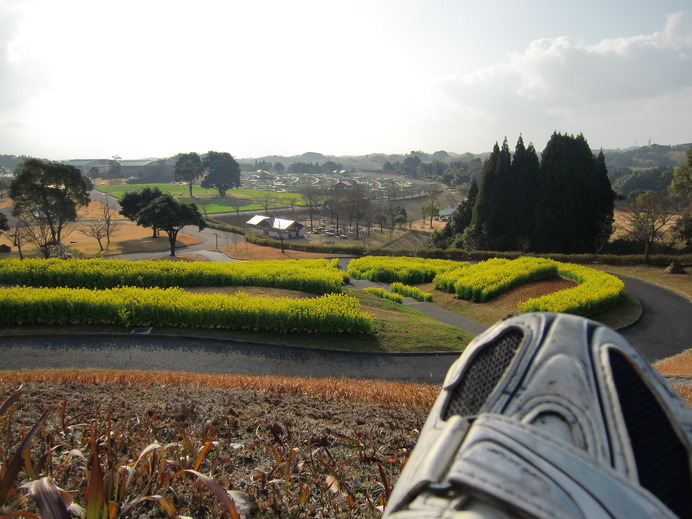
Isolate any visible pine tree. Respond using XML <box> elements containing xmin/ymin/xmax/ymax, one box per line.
<box><xmin>533</xmin><ymin>132</ymin><xmax>614</xmax><ymax>253</ymax></box>
<box><xmin>491</xmin><ymin>138</ymin><xmax>514</xmax><ymax>249</ymax></box>
<box><xmin>591</xmin><ymin>150</ymin><xmax>615</xmax><ymax>251</ymax></box>
<box><xmin>508</xmin><ymin>136</ymin><xmax>539</xmax><ymax>250</ymax></box>
<box><xmin>465</xmin><ymin>143</ymin><xmax>500</xmax><ymax>249</ymax></box>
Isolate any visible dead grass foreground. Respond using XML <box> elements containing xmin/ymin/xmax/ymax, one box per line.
<box><xmin>1</xmin><ymin>360</ymin><xmax>688</xmax><ymax>407</ymax></box>
<box><xmin>0</xmin><ymin>369</ymin><xmax>439</xmax><ymax>410</ymax></box>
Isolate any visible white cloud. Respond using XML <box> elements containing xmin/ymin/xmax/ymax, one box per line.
<box><xmin>0</xmin><ymin>1</ymin><xmax>50</xmax><ymax>111</ymax></box>
<box><xmin>1</xmin><ymin>2</ymin><xmax>691</xmax><ymax>159</ymax></box>
<box><xmin>424</xmin><ymin>12</ymin><xmax>692</xmax><ymax>150</ymax></box>
<box><xmin>502</xmin><ymin>12</ymin><xmax>692</xmax><ymax>104</ymax></box>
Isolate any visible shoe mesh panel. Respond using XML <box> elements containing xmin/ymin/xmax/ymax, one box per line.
<box><xmin>443</xmin><ymin>329</ymin><xmax>523</xmax><ymax>420</ymax></box>
<box><xmin>609</xmin><ymin>350</ymin><xmax>692</xmax><ymax>518</ymax></box>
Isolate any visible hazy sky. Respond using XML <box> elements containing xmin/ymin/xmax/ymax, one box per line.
<box><xmin>2</xmin><ymin>0</ymin><xmax>691</xmax><ymax>161</ymax></box>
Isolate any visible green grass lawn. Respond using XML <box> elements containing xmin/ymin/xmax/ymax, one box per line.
<box><xmin>96</xmin><ymin>183</ymin><xmax>305</xmax><ymax>214</ymax></box>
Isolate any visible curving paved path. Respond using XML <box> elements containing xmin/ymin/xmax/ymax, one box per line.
<box><xmin>0</xmin><ymin>334</ymin><xmax>459</xmax><ymax>385</ymax></box>
<box><xmin>616</xmin><ymin>274</ymin><xmax>691</xmax><ymax>361</ymax></box>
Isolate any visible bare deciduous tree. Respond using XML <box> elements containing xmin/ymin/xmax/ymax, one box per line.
<box><xmin>5</xmin><ymin>219</ymin><xmax>32</xmax><ymax>259</ymax></box>
<box><xmin>621</xmin><ymin>191</ymin><xmax>677</xmax><ymax>262</ymax></box>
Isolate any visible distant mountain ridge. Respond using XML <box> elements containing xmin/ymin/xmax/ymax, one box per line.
<box><xmin>237</xmin><ymin>143</ymin><xmax>691</xmax><ymax>173</ymax></box>
<box><xmin>1</xmin><ymin>143</ymin><xmax>690</xmax><ymax>174</ymax></box>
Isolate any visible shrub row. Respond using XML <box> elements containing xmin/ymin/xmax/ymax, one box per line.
<box><xmin>427</xmin><ymin>256</ymin><xmax>624</xmax><ymax>316</ymax></box>
<box><xmin>432</xmin><ymin>266</ymin><xmax>471</xmax><ymax>293</ymax></box>
<box><xmin>363</xmin><ymin>287</ymin><xmax>404</xmax><ymax>304</ymax></box>
<box><xmin>0</xmin><ymin>258</ymin><xmax>346</xmax><ymax>295</ymax></box>
<box><xmin>440</xmin><ymin>257</ymin><xmax>558</xmax><ymax>303</ymax></box>
<box><xmin>0</xmin><ymin>287</ymin><xmax>373</xmax><ymax>334</ymax></box>
<box><xmin>398</xmin><ymin>247</ymin><xmax>692</xmax><ymax>267</ymax></box>
<box><xmin>348</xmin><ymin>256</ymin><xmax>464</xmax><ymax>284</ymax></box>
<box><xmin>390</xmin><ymin>282</ymin><xmax>433</xmax><ymax>302</ymax></box>
<box><xmin>518</xmin><ymin>262</ymin><xmax>625</xmax><ymax>316</ymax></box>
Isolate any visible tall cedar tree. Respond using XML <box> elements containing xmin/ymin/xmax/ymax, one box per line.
<box><xmin>510</xmin><ymin>136</ymin><xmax>540</xmax><ymax>250</ymax></box>
<box><xmin>491</xmin><ymin>138</ymin><xmax>514</xmax><ymax>249</ymax></box>
<box><xmin>466</xmin><ymin>142</ymin><xmax>500</xmax><ymax>248</ymax></box>
<box><xmin>533</xmin><ymin>132</ymin><xmax>614</xmax><ymax>253</ymax></box>
<box><xmin>201</xmin><ymin>151</ymin><xmax>241</xmax><ymax>198</ymax></box>
<box><xmin>466</xmin><ymin>139</ymin><xmax>513</xmax><ymax>250</ymax></box>
<box><xmin>455</xmin><ymin>133</ymin><xmax>613</xmax><ymax>253</ymax></box>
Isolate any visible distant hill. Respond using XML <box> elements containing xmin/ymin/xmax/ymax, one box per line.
<box><xmin>2</xmin><ymin>142</ymin><xmax>689</xmax><ymax>181</ymax></box>
<box><xmin>601</xmin><ymin>143</ymin><xmax>691</xmax><ymax>170</ymax></box>
<box><xmin>600</xmin><ymin>143</ymin><xmax>690</xmax><ymax>197</ymax></box>
<box><xmin>237</xmin><ymin>143</ymin><xmax>690</xmax><ymax>173</ymax></box>
<box><xmin>236</xmin><ymin>150</ymin><xmax>469</xmax><ymax>172</ymax></box>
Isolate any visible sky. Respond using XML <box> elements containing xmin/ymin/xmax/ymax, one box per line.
<box><xmin>1</xmin><ymin>0</ymin><xmax>692</xmax><ymax>161</ymax></box>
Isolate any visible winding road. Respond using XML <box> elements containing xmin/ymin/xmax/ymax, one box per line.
<box><xmin>1</xmin><ymin>225</ymin><xmax>690</xmax><ymax>385</ymax></box>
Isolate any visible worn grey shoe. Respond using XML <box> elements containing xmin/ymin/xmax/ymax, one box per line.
<box><xmin>384</xmin><ymin>313</ymin><xmax>692</xmax><ymax>518</ymax></box>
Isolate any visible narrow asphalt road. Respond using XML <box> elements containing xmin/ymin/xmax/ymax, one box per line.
<box><xmin>0</xmin><ymin>334</ymin><xmax>459</xmax><ymax>385</ymax></box>
<box><xmin>616</xmin><ymin>274</ymin><xmax>692</xmax><ymax>361</ymax></box>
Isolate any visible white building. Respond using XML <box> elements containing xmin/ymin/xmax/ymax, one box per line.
<box><xmin>246</xmin><ymin>215</ymin><xmax>304</xmax><ymax>239</ymax></box>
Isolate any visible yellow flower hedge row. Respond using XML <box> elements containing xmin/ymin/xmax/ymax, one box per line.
<box><xmin>0</xmin><ymin>258</ymin><xmax>345</xmax><ymax>295</ymax></box>
<box><xmin>0</xmin><ymin>286</ymin><xmax>373</xmax><ymax>333</ymax></box>
<box><xmin>359</xmin><ymin>256</ymin><xmax>624</xmax><ymax>317</ymax></box>
<box><xmin>440</xmin><ymin>257</ymin><xmax>558</xmax><ymax>303</ymax></box>
<box><xmin>518</xmin><ymin>262</ymin><xmax>624</xmax><ymax>316</ymax></box>
<box><xmin>363</xmin><ymin>287</ymin><xmax>404</xmax><ymax>304</ymax></box>
<box><xmin>390</xmin><ymin>282</ymin><xmax>434</xmax><ymax>302</ymax></box>
<box><xmin>348</xmin><ymin>256</ymin><xmax>465</xmax><ymax>284</ymax></box>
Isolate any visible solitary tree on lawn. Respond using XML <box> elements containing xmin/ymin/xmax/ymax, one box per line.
<box><xmin>201</xmin><ymin>151</ymin><xmax>241</xmax><ymax>198</ymax></box>
<box><xmin>174</xmin><ymin>152</ymin><xmax>203</xmax><ymax>197</ymax></box>
<box><xmin>136</xmin><ymin>194</ymin><xmax>206</xmax><ymax>256</ymax></box>
<box><xmin>119</xmin><ymin>187</ymin><xmax>165</xmax><ymax>237</ymax></box>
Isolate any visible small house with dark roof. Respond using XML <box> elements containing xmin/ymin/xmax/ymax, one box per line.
<box><xmin>246</xmin><ymin>215</ymin><xmax>304</xmax><ymax>239</ymax></box>
<box><xmin>334</xmin><ymin>179</ymin><xmax>359</xmax><ymax>191</ymax></box>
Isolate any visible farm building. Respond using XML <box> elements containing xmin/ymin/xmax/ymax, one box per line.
<box><xmin>334</xmin><ymin>179</ymin><xmax>360</xmax><ymax>192</ymax></box>
<box><xmin>246</xmin><ymin>215</ymin><xmax>304</xmax><ymax>239</ymax></box>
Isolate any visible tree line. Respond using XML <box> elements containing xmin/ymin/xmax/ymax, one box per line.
<box><xmin>433</xmin><ymin>133</ymin><xmax>615</xmax><ymax>254</ymax></box>
<box><xmin>173</xmin><ymin>151</ymin><xmax>241</xmax><ymax>199</ymax></box>
<box><xmin>0</xmin><ymin>157</ymin><xmax>210</xmax><ymax>258</ymax></box>
<box><xmin>433</xmin><ymin>134</ymin><xmax>691</xmax><ymax>258</ymax></box>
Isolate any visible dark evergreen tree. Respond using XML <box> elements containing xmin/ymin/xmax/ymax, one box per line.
<box><xmin>489</xmin><ymin>138</ymin><xmax>513</xmax><ymax>249</ymax></box>
<box><xmin>449</xmin><ymin>132</ymin><xmax>614</xmax><ymax>254</ymax></box>
<box><xmin>136</xmin><ymin>194</ymin><xmax>206</xmax><ymax>257</ymax></box>
<box><xmin>509</xmin><ymin>136</ymin><xmax>540</xmax><ymax>250</ymax></box>
<box><xmin>464</xmin><ymin>142</ymin><xmax>500</xmax><ymax>248</ymax></box>
<box><xmin>402</xmin><ymin>155</ymin><xmax>422</xmax><ymax>177</ymax></box>
<box><xmin>591</xmin><ymin>150</ymin><xmax>616</xmax><ymax>251</ymax></box>
<box><xmin>533</xmin><ymin>132</ymin><xmax>614</xmax><ymax>253</ymax></box>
